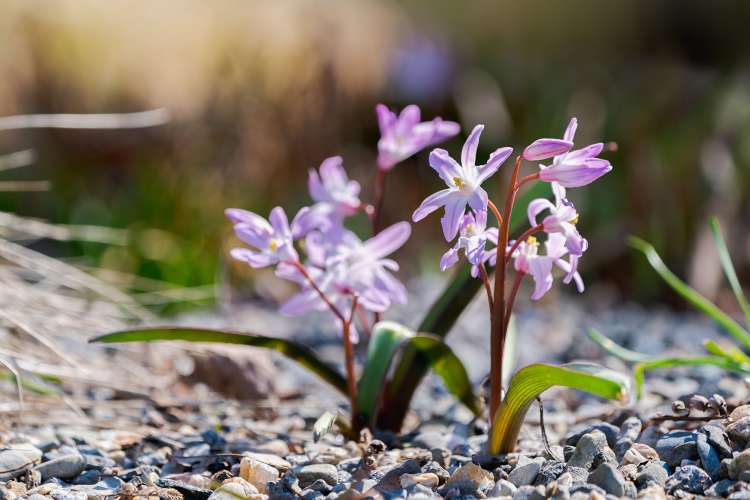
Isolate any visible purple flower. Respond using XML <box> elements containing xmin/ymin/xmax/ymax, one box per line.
<box><xmin>534</xmin><ymin>118</ymin><xmax>613</xmax><ymax>188</ymax></box>
<box><xmin>440</xmin><ymin>210</ymin><xmax>498</xmax><ymax>274</ymax></box>
<box><xmin>308</xmin><ymin>156</ymin><xmax>361</xmax><ymax>217</ymax></box>
<box><xmin>527</xmin><ymin>183</ymin><xmax>588</xmax><ymax>256</ymax></box>
<box><xmin>412</xmin><ymin>125</ymin><xmax>512</xmax><ymax>240</ymax></box>
<box><xmin>509</xmin><ymin>232</ymin><xmax>584</xmax><ymax>301</ymax></box>
<box><xmin>376</xmin><ymin>104</ymin><xmax>460</xmax><ymax>171</ymax></box>
<box><xmin>226</xmin><ymin>206</ymin><xmax>303</xmax><ymax>268</ymax></box>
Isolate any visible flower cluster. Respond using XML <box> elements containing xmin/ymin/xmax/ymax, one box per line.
<box><xmin>227</xmin><ymin>104</ymin><xmax>458</xmax><ymax>341</ymax></box>
<box><xmin>413</xmin><ymin>117</ymin><xmax>612</xmax><ymax>300</ymax></box>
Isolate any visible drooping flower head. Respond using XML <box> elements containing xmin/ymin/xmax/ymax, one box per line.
<box><xmin>439</xmin><ymin>210</ymin><xmax>498</xmax><ymax>277</ymax></box>
<box><xmin>412</xmin><ymin>125</ymin><xmax>512</xmax><ymax>240</ymax></box>
<box><xmin>226</xmin><ymin>207</ymin><xmax>306</xmax><ymax>268</ymax></box>
<box><xmin>527</xmin><ymin>183</ymin><xmax>588</xmax><ymax>257</ymax></box>
<box><xmin>525</xmin><ymin>118</ymin><xmax>613</xmax><ymax>188</ymax></box>
<box><xmin>376</xmin><ymin>104</ymin><xmax>460</xmax><ymax>171</ymax></box>
<box><xmin>308</xmin><ymin>156</ymin><xmax>361</xmax><ymax>218</ymax></box>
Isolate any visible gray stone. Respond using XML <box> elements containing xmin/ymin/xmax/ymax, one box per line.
<box><xmin>619</xmin><ymin>417</ymin><xmax>642</xmax><ymax>442</ymax></box>
<box><xmin>297</xmin><ymin>464</ymin><xmax>338</xmax><ymax>488</ymax></box>
<box><xmin>513</xmin><ymin>484</ymin><xmax>545</xmax><ymax>500</ymax></box>
<box><xmin>564</xmin><ymin>466</ymin><xmax>588</xmax><ymax>485</ymax></box>
<box><xmin>705</xmin><ymin>478</ymin><xmax>735</xmax><ymax>497</ymax></box>
<box><xmin>623</xmin><ymin>481</ymin><xmax>637</xmax><ymax>498</ymax></box>
<box><xmin>588</xmin><ymin>463</ymin><xmax>625</xmax><ymax>496</ymax></box>
<box><xmin>569</xmin><ymin>483</ymin><xmax>607</xmax><ymax>497</ymax></box>
<box><xmin>412</xmin><ymin>431</ymin><xmax>450</xmax><ymax>450</ymax></box>
<box><xmin>614</xmin><ymin>437</ymin><xmax>632</xmax><ymax>461</ymax></box>
<box><xmin>654</xmin><ymin>430</ymin><xmax>698</xmax><ymax>468</ymax></box>
<box><xmin>665</xmin><ymin>465</ymin><xmax>712</xmax><ymax>495</ymax></box>
<box><xmin>635</xmin><ymin>461</ymin><xmax>669</xmax><ymax>489</ymax></box>
<box><xmin>34</xmin><ymin>454</ymin><xmax>85</xmax><ymax>480</ymax></box>
<box><xmin>0</xmin><ymin>446</ymin><xmax>42</xmax><ymax>480</ymax></box>
<box><xmin>566</xmin><ymin>430</ymin><xmax>612</xmax><ymax>470</ymax></box>
<box><xmin>701</xmin><ymin>424</ymin><xmax>734</xmax><ymax>458</ymax></box>
<box><xmin>430</xmin><ymin>448</ymin><xmax>450</xmax><ymax>468</ymax></box>
<box><xmin>534</xmin><ymin>461</ymin><xmax>565</xmax><ymax>485</ymax></box>
<box><xmin>698</xmin><ymin>433</ymin><xmax>722</xmax><ymax>481</ymax></box>
<box><xmin>508</xmin><ymin>456</ymin><xmax>543</xmax><ymax>487</ymax></box>
<box><xmin>72</xmin><ymin>469</ymin><xmax>101</xmax><ymax>485</ymax></box>
<box><xmin>565</xmin><ymin>423</ymin><xmax>619</xmax><ymax>449</ymax></box>
<box><xmin>422</xmin><ymin>461</ymin><xmax>449</xmax><ymax>484</ymax></box>
<box><xmin>729</xmin><ymin>418</ymin><xmax>750</xmax><ymax>446</ymax></box>
<box><xmin>488</xmin><ymin>479</ymin><xmax>517</xmax><ymax>497</ymax></box>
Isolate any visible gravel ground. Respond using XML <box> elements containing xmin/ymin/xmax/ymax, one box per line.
<box><xmin>2</xmin><ymin>275</ymin><xmax>750</xmax><ymax>499</ymax></box>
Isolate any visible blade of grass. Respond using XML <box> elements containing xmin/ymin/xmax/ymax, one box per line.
<box><xmin>587</xmin><ymin>328</ymin><xmax>654</xmax><ymax>363</ymax></box>
<box><xmin>90</xmin><ymin>327</ymin><xmax>348</xmax><ymax>395</ymax></box>
<box><xmin>710</xmin><ymin>217</ymin><xmax>750</xmax><ymax>328</ymax></box>
<box><xmin>634</xmin><ymin>356</ymin><xmax>750</xmax><ymax>398</ymax></box>
<box><xmin>629</xmin><ymin>236</ymin><xmax>750</xmax><ymax>350</ymax></box>
<box><xmin>489</xmin><ymin>363</ymin><xmax>630</xmax><ymax>453</ymax></box>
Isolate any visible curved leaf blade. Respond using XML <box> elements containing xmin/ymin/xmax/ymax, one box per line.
<box><xmin>710</xmin><ymin>217</ymin><xmax>750</xmax><ymax>328</ymax></box>
<box><xmin>360</xmin><ymin>322</ymin><xmax>479</xmax><ymax>427</ymax></box>
<box><xmin>489</xmin><ymin>363</ymin><xmax>630</xmax><ymax>453</ymax></box>
<box><xmin>90</xmin><ymin>327</ymin><xmax>348</xmax><ymax>395</ymax></box>
<box><xmin>587</xmin><ymin>328</ymin><xmax>653</xmax><ymax>363</ymax></box>
<box><xmin>629</xmin><ymin>236</ymin><xmax>750</xmax><ymax>349</ymax></box>
<box><xmin>357</xmin><ymin>321</ymin><xmax>414</xmax><ymax>424</ymax></box>
<box><xmin>633</xmin><ymin>355</ymin><xmax>750</xmax><ymax>398</ymax></box>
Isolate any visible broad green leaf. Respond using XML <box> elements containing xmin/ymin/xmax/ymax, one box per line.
<box><xmin>710</xmin><ymin>217</ymin><xmax>750</xmax><ymax>328</ymax></box>
<box><xmin>378</xmin><ymin>185</ymin><xmax>543</xmax><ymax>432</ymax></box>
<box><xmin>313</xmin><ymin>411</ymin><xmax>337</xmax><ymax>443</ymax></box>
<box><xmin>358</xmin><ymin>321</ymin><xmax>415</xmax><ymax>424</ymax></box>
<box><xmin>587</xmin><ymin>329</ymin><xmax>653</xmax><ymax>363</ymax></box>
<box><xmin>633</xmin><ymin>356</ymin><xmax>750</xmax><ymax>398</ymax></box>
<box><xmin>489</xmin><ymin>363</ymin><xmax>631</xmax><ymax>453</ymax></box>
<box><xmin>629</xmin><ymin>236</ymin><xmax>750</xmax><ymax>350</ymax></box>
<box><xmin>90</xmin><ymin>327</ymin><xmax>347</xmax><ymax>395</ymax></box>
<box><xmin>361</xmin><ymin>322</ymin><xmax>479</xmax><ymax>428</ymax></box>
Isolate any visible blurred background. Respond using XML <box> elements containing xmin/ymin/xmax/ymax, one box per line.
<box><xmin>2</xmin><ymin>0</ymin><xmax>750</xmax><ymax>317</ymax></box>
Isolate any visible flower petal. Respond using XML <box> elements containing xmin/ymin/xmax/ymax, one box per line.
<box><xmin>523</xmin><ymin>139</ymin><xmax>574</xmax><ymax>161</ymax></box>
<box><xmin>412</xmin><ymin>188</ymin><xmax>455</xmax><ymax>222</ymax></box>
<box><xmin>269</xmin><ymin>207</ymin><xmax>291</xmax><ymax>237</ymax></box>
<box><xmin>376</xmin><ymin>104</ymin><xmax>397</xmax><ymax>136</ymax></box>
<box><xmin>230</xmin><ymin>248</ymin><xmax>275</xmax><ymax>268</ymax></box>
<box><xmin>461</xmin><ymin>124</ymin><xmax>484</xmax><ymax>168</ymax></box>
<box><xmin>225</xmin><ymin>208</ymin><xmax>271</xmax><ymax>231</ymax></box>
<box><xmin>429</xmin><ymin>149</ymin><xmax>463</xmax><ymax>186</ymax></box>
<box><xmin>318</xmin><ymin>156</ymin><xmax>346</xmax><ymax>186</ymax></box>
<box><xmin>529</xmin><ymin>257</ymin><xmax>554</xmax><ymax>300</ymax></box>
<box><xmin>527</xmin><ymin>198</ymin><xmax>555</xmax><ymax>226</ymax></box>
<box><xmin>396</xmin><ymin>104</ymin><xmax>421</xmax><ymax>135</ymax></box>
<box><xmin>563</xmin><ymin>117</ymin><xmax>578</xmax><ymax>143</ymax></box>
<box><xmin>363</xmin><ymin>221</ymin><xmax>411</xmax><ymax>259</ymax></box>
<box><xmin>441</xmin><ymin>198</ymin><xmax>467</xmax><ymax>241</ymax></box>
<box><xmin>279</xmin><ymin>289</ymin><xmax>321</xmax><ymax>315</ymax></box>
<box><xmin>468</xmin><ymin>186</ymin><xmax>488</xmax><ymax>213</ymax></box>
<box><xmin>477</xmin><ymin>146</ymin><xmax>513</xmax><ymax>183</ymax></box>
<box><xmin>440</xmin><ymin>247</ymin><xmax>460</xmax><ymax>271</ymax></box>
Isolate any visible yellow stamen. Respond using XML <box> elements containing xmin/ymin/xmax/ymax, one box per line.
<box><xmin>570</xmin><ymin>214</ymin><xmax>579</xmax><ymax>225</ymax></box>
<box><xmin>526</xmin><ymin>235</ymin><xmax>538</xmax><ymax>246</ymax></box>
<box><xmin>453</xmin><ymin>177</ymin><xmax>465</xmax><ymax>188</ymax></box>
<box><xmin>465</xmin><ymin>223</ymin><xmax>474</xmax><ymax>234</ymax></box>
<box><xmin>269</xmin><ymin>239</ymin><xmax>279</xmax><ymax>252</ymax></box>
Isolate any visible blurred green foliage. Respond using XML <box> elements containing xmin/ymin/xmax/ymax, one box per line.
<box><xmin>1</xmin><ymin>0</ymin><xmax>749</xmax><ymax>313</ymax></box>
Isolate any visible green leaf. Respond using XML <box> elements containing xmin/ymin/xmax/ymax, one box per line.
<box><xmin>360</xmin><ymin>322</ymin><xmax>479</xmax><ymax>427</ymax></box>
<box><xmin>358</xmin><ymin>321</ymin><xmax>415</xmax><ymax>424</ymax></box>
<box><xmin>587</xmin><ymin>328</ymin><xmax>653</xmax><ymax>363</ymax></box>
<box><xmin>710</xmin><ymin>217</ymin><xmax>750</xmax><ymax>328</ymax></box>
<box><xmin>313</xmin><ymin>411</ymin><xmax>337</xmax><ymax>443</ymax></box>
<box><xmin>629</xmin><ymin>236</ymin><xmax>750</xmax><ymax>350</ymax></box>
<box><xmin>489</xmin><ymin>363</ymin><xmax>631</xmax><ymax>454</ymax></box>
<box><xmin>90</xmin><ymin>327</ymin><xmax>348</xmax><ymax>395</ymax></box>
<box><xmin>633</xmin><ymin>355</ymin><xmax>750</xmax><ymax>398</ymax></box>
<box><xmin>377</xmin><ymin>185</ymin><xmax>544</xmax><ymax>432</ymax></box>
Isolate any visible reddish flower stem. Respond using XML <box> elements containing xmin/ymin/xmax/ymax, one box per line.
<box><xmin>487</xmin><ymin>200</ymin><xmax>504</xmax><ymax>226</ymax></box>
<box><xmin>514</xmin><ymin>172</ymin><xmax>540</xmax><ymax>194</ymax></box>
<box><xmin>478</xmin><ymin>264</ymin><xmax>494</xmax><ymax>321</ymax></box>
<box><xmin>489</xmin><ymin>155</ymin><xmax>522</xmax><ymax>423</ymax></box>
<box><xmin>504</xmin><ymin>224</ymin><xmax>543</xmax><ymax>266</ymax></box>
<box><xmin>293</xmin><ymin>260</ymin><xmax>359</xmax><ymax>424</ymax></box>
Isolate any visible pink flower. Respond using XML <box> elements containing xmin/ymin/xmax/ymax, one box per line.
<box><xmin>439</xmin><ymin>210</ymin><xmax>498</xmax><ymax>275</ymax></box>
<box><xmin>376</xmin><ymin>104</ymin><xmax>460</xmax><ymax>171</ymax></box>
<box><xmin>226</xmin><ymin>206</ymin><xmax>305</xmax><ymax>268</ymax></box>
<box><xmin>527</xmin><ymin>183</ymin><xmax>588</xmax><ymax>257</ymax></box>
<box><xmin>509</xmin><ymin>232</ymin><xmax>584</xmax><ymax>301</ymax></box>
<box><xmin>412</xmin><ymin>125</ymin><xmax>512</xmax><ymax>240</ymax></box>
<box><xmin>535</xmin><ymin>118</ymin><xmax>613</xmax><ymax>188</ymax></box>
